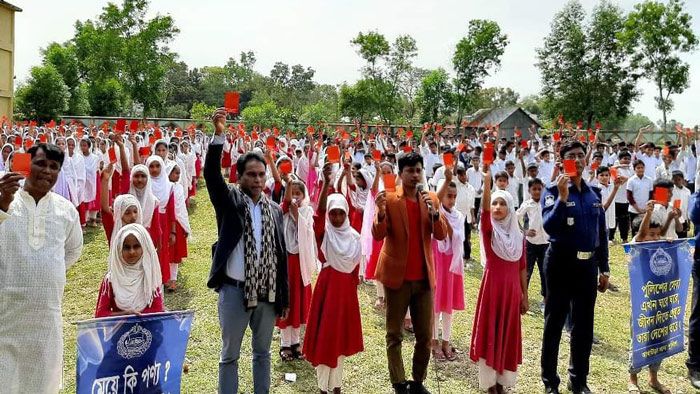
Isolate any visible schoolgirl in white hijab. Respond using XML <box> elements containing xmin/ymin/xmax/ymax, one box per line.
<box><xmin>322</xmin><ymin>194</ymin><xmax>362</xmax><ymax>273</ymax></box>
<box><xmin>109</xmin><ymin>194</ymin><xmax>142</xmax><ymax>248</ymax></box>
<box><xmin>0</xmin><ymin>143</ymin><xmax>13</xmax><ymax>171</ymax></box>
<box><xmin>97</xmin><ymin>224</ymin><xmax>162</xmax><ymax>316</ymax></box>
<box><xmin>146</xmin><ymin>156</ymin><xmax>173</xmax><ymax>213</ymax></box>
<box><xmin>129</xmin><ymin>164</ymin><xmax>158</xmax><ymax>228</ymax></box>
<box><xmin>165</xmin><ymin>162</ymin><xmax>191</xmax><ymax>236</ymax></box>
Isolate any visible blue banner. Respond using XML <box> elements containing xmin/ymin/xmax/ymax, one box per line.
<box><xmin>75</xmin><ymin>310</ymin><xmax>194</xmax><ymax>394</ymax></box>
<box><xmin>624</xmin><ymin>240</ymin><xmax>693</xmax><ymax>369</ymax></box>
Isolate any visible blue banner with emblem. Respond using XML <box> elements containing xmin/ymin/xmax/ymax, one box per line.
<box><xmin>75</xmin><ymin>310</ymin><xmax>194</xmax><ymax>394</ymax></box>
<box><xmin>623</xmin><ymin>240</ymin><xmax>693</xmax><ymax>369</ymax></box>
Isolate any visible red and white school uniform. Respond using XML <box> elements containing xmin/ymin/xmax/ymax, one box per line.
<box><xmin>276</xmin><ymin>200</ymin><xmax>316</xmax><ymax>348</ymax></box>
<box><xmin>303</xmin><ymin>194</ymin><xmax>363</xmax><ymax>392</ymax></box>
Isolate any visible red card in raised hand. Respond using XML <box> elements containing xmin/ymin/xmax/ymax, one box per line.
<box><xmin>25</xmin><ymin>139</ymin><xmax>34</xmax><ymax>149</ymax></box>
<box><xmin>563</xmin><ymin>159</ymin><xmax>577</xmax><ymax>176</ymax></box>
<box><xmin>154</xmin><ymin>129</ymin><xmax>163</xmax><ymax>139</ymax></box>
<box><xmin>129</xmin><ymin>120</ymin><xmax>139</xmax><ymax>131</ymax></box>
<box><xmin>266</xmin><ymin>136</ymin><xmax>276</xmax><ymax>150</ymax></box>
<box><xmin>373</xmin><ymin>150</ymin><xmax>381</xmax><ymax>161</ymax></box>
<box><xmin>115</xmin><ymin>119</ymin><xmax>126</xmax><ymax>134</ymax></box>
<box><xmin>139</xmin><ymin>146</ymin><xmax>151</xmax><ymax>156</ymax></box>
<box><xmin>307</xmin><ymin>125</ymin><xmax>314</xmax><ymax>134</ymax></box>
<box><xmin>382</xmin><ymin>174</ymin><xmax>396</xmax><ymax>192</ymax></box>
<box><xmin>591</xmin><ymin>162</ymin><xmax>599</xmax><ymax>171</ymax></box>
<box><xmin>108</xmin><ymin>147</ymin><xmax>118</xmax><ymax>164</ymax></box>
<box><xmin>520</xmin><ymin>140</ymin><xmax>528</xmax><ymax>148</ymax></box>
<box><xmin>149</xmin><ymin>136</ymin><xmax>156</xmax><ymax>146</ymax></box>
<box><xmin>279</xmin><ymin>161</ymin><xmax>292</xmax><ymax>174</ymax></box>
<box><xmin>654</xmin><ymin>187</ymin><xmax>669</xmax><ymax>205</ymax></box>
<box><xmin>483</xmin><ymin>146</ymin><xmax>494</xmax><ymax>165</ymax></box>
<box><xmin>39</xmin><ymin>135</ymin><xmax>47</xmax><ymax>143</ymax></box>
<box><xmin>326</xmin><ymin>146</ymin><xmax>340</xmax><ymax>163</ymax></box>
<box><xmin>610</xmin><ymin>168</ymin><xmax>618</xmax><ymax>180</ymax></box>
<box><xmin>13</xmin><ymin>153</ymin><xmax>31</xmax><ymax>177</ymax></box>
<box><xmin>595</xmin><ymin>121</ymin><xmax>601</xmax><ymax>130</ymax></box>
<box><xmin>553</xmin><ymin>132</ymin><xmax>561</xmax><ymax>142</ymax></box>
<box><xmin>673</xmin><ymin>199</ymin><xmax>681</xmax><ymax>209</ymax></box>
<box><xmin>14</xmin><ymin>136</ymin><xmax>21</xmax><ymax>147</ymax></box>
<box><xmin>443</xmin><ymin>153</ymin><xmax>454</xmax><ymax>167</ymax></box>
<box><xmin>403</xmin><ymin>145</ymin><xmax>412</xmax><ymax>153</ymax></box>
<box><xmin>224</xmin><ymin>91</ymin><xmax>240</xmax><ymax>114</ymax></box>
<box><xmin>406</xmin><ymin>130</ymin><xmax>414</xmax><ymax>139</ymax></box>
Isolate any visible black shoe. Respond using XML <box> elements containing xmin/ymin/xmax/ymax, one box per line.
<box><xmin>543</xmin><ymin>387</ymin><xmax>560</xmax><ymax>394</ymax></box>
<box><xmin>408</xmin><ymin>381</ymin><xmax>431</xmax><ymax>394</ymax></box>
<box><xmin>567</xmin><ymin>381</ymin><xmax>592</xmax><ymax>394</ymax></box>
<box><xmin>689</xmin><ymin>369</ymin><xmax>700</xmax><ymax>389</ymax></box>
<box><xmin>393</xmin><ymin>381</ymin><xmax>409</xmax><ymax>394</ymax></box>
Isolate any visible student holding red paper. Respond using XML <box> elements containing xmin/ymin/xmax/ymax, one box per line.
<box><xmin>626</xmin><ymin>160</ymin><xmax>653</xmax><ymax>235</ymax></box>
<box><xmin>671</xmin><ymin>170</ymin><xmax>691</xmax><ymax>238</ymax></box>
<box><xmin>651</xmin><ymin>178</ymin><xmax>682</xmax><ymax>240</ymax></box>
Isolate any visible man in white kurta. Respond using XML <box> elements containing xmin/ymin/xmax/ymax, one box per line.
<box><xmin>0</xmin><ymin>144</ymin><xmax>83</xmax><ymax>394</ymax></box>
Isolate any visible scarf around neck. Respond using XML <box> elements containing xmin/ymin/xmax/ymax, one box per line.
<box><xmin>242</xmin><ymin>191</ymin><xmax>278</xmax><ymax>309</ymax></box>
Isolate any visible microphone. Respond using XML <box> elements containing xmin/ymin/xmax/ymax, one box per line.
<box><xmin>416</xmin><ymin>184</ymin><xmax>432</xmax><ymax>211</ymax></box>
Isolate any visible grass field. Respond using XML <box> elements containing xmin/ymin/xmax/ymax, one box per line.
<box><xmin>59</xmin><ymin>181</ymin><xmax>698</xmax><ymax>394</ymax></box>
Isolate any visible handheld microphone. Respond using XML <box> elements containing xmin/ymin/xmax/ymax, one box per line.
<box><xmin>416</xmin><ymin>184</ymin><xmax>432</xmax><ymax>211</ymax></box>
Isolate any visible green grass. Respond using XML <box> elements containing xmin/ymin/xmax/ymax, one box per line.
<box><xmin>60</xmin><ymin>182</ymin><xmax>698</xmax><ymax>393</ymax></box>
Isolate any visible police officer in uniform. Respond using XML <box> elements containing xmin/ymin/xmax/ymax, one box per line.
<box><xmin>540</xmin><ymin>142</ymin><xmax>610</xmax><ymax>394</ymax></box>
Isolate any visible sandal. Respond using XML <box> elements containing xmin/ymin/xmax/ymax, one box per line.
<box><xmin>627</xmin><ymin>383</ymin><xmax>640</xmax><ymax>394</ymax></box>
<box><xmin>648</xmin><ymin>382</ymin><xmax>671</xmax><ymax>394</ymax></box>
<box><xmin>432</xmin><ymin>348</ymin><xmax>446</xmax><ymax>361</ymax></box>
<box><xmin>279</xmin><ymin>347</ymin><xmax>294</xmax><ymax>362</ymax></box>
<box><xmin>290</xmin><ymin>343</ymin><xmax>305</xmax><ymax>360</ymax></box>
<box><xmin>443</xmin><ymin>347</ymin><xmax>458</xmax><ymax>361</ymax></box>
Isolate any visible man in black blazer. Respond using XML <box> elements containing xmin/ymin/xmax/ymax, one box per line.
<box><xmin>205</xmin><ymin>108</ymin><xmax>289</xmax><ymax>394</ymax></box>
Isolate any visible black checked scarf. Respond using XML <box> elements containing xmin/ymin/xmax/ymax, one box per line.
<box><xmin>243</xmin><ymin>193</ymin><xmax>277</xmax><ymax>309</ymax></box>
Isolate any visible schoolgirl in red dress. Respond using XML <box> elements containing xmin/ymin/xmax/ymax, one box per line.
<box><xmin>276</xmin><ymin>178</ymin><xmax>316</xmax><ymax>361</ymax></box>
<box><xmin>146</xmin><ymin>156</ymin><xmax>176</xmax><ymax>286</ymax></box>
<box><xmin>470</xmin><ymin>166</ymin><xmax>528</xmax><ymax>393</ymax></box>
<box><xmin>303</xmin><ymin>164</ymin><xmax>364</xmax><ymax>394</ymax></box>
<box><xmin>95</xmin><ymin>223</ymin><xmax>163</xmax><ymax>317</ymax></box>
<box><xmin>165</xmin><ymin>162</ymin><xmax>191</xmax><ymax>291</ymax></box>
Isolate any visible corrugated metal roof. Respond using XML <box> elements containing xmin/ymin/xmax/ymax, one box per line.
<box><xmin>0</xmin><ymin>1</ymin><xmax>22</xmax><ymax>11</ymax></box>
<box><xmin>467</xmin><ymin>106</ymin><xmax>542</xmax><ymax>127</ymax></box>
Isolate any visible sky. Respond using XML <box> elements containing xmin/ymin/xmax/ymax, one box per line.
<box><xmin>10</xmin><ymin>0</ymin><xmax>700</xmax><ymax>125</ymax></box>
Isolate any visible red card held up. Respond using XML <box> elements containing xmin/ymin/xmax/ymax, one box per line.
<box><xmin>443</xmin><ymin>153</ymin><xmax>454</xmax><ymax>167</ymax></box>
<box><xmin>563</xmin><ymin>159</ymin><xmax>577</xmax><ymax>177</ymax></box>
<box><xmin>553</xmin><ymin>133</ymin><xmax>561</xmax><ymax>142</ymax></box>
<box><xmin>326</xmin><ymin>146</ymin><xmax>340</xmax><ymax>163</ymax></box>
<box><xmin>403</xmin><ymin>146</ymin><xmax>412</xmax><ymax>153</ymax></box>
<box><xmin>654</xmin><ymin>187</ymin><xmax>669</xmax><ymax>205</ymax></box>
<box><xmin>149</xmin><ymin>136</ymin><xmax>156</xmax><ymax>146</ymax></box>
<box><xmin>591</xmin><ymin>162</ymin><xmax>599</xmax><ymax>171</ymax></box>
<box><xmin>279</xmin><ymin>161</ymin><xmax>292</xmax><ymax>174</ymax></box>
<box><xmin>25</xmin><ymin>139</ymin><xmax>34</xmax><ymax>149</ymax></box>
<box><xmin>14</xmin><ymin>136</ymin><xmax>21</xmax><ymax>147</ymax></box>
<box><xmin>483</xmin><ymin>146</ymin><xmax>494</xmax><ymax>165</ymax></box>
<box><xmin>373</xmin><ymin>150</ymin><xmax>381</xmax><ymax>161</ymax></box>
<box><xmin>610</xmin><ymin>168</ymin><xmax>618</xmax><ymax>179</ymax></box>
<box><xmin>39</xmin><ymin>135</ymin><xmax>47</xmax><ymax>143</ymax></box>
<box><xmin>13</xmin><ymin>153</ymin><xmax>31</xmax><ymax>177</ymax></box>
<box><xmin>266</xmin><ymin>136</ymin><xmax>276</xmax><ymax>150</ymax></box>
<box><xmin>406</xmin><ymin>131</ymin><xmax>414</xmax><ymax>139</ymax></box>
<box><xmin>154</xmin><ymin>129</ymin><xmax>163</xmax><ymax>140</ymax></box>
<box><xmin>115</xmin><ymin>119</ymin><xmax>126</xmax><ymax>133</ymax></box>
<box><xmin>520</xmin><ymin>140</ymin><xmax>528</xmax><ymax>148</ymax></box>
<box><xmin>108</xmin><ymin>147</ymin><xmax>118</xmax><ymax>164</ymax></box>
<box><xmin>673</xmin><ymin>199</ymin><xmax>681</xmax><ymax>209</ymax></box>
<box><xmin>129</xmin><ymin>120</ymin><xmax>139</xmax><ymax>131</ymax></box>
<box><xmin>138</xmin><ymin>146</ymin><xmax>151</xmax><ymax>157</ymax></box>
<box><xmin>382</xmin><ymin>174</ymin><xmax>396</xmax><ymax>192</ymax></box>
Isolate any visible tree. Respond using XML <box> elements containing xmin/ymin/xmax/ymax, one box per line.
<box><xmin>452</xmin><ymin>20</ymin><xmax>509</xmax><ymax>123</ymax></box>
<box><xmin>536</xmin><ymin>0</ymin><xmax>639</xmax><ymax>128</ymax></box>
<box><xmin>41</xmin><ymin>42</ymin><xmax>90</xmax><ymax>115</ymax></box>
<box><xmin>73</xmin><ymin>0</ymin><xmax>179</xmax><ymax>116</ymax></box>
<box><xmin>620</xmin><ymin>0</ymin><xmax>698</xmax><ymax>131</ymax></box>
<box><xmin>87</xmin><ymin>78</ymin><xmax>125</xmax><ymax>116</ymax></box>
<box><xmin>416</xmin><ymin>68</ymin><xmax>454</xmax><ymax>123</ymax></box>
<box><xmin>350</xmin><ymin>31</ymin><xmax>419</xmax><ymax>122</ymax></box>
<box><xmin>473</xmin><ymin>87</ymin><xmax>520</xmax><ymax>109</ymax></box>
<box><xmin>15</xmin><ymin>65</ymin><xmax>70</xmax><ymax>121</ymax></box>
<box><xmin>518</xmin><ymin>94</ymin><xmax>544</xmax><ymax>117</ymax></box>
<box><xmin>339</xmin><ymin>80</ymin><xmax>377</xmax><ymax>124</ymax></box>
<box><xmin>189</xmin><ymin>101</ymin><xmax>216</xmax><ymax>122</ymax></box>
<box><xmin>241</xmin><ymin>101</ymin><xmax>283</xmax><ymax>129</ymax></box>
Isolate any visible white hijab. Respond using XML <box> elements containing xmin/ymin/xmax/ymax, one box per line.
<box><xmin>146</xmin><ymin>156</ymin><xmax>173</xmax><ymax>212</ymax></box>
<box><xmin>129</xmin><ymin>164</ymin><xmax>157</xmax><ymax>227</ymax></box>
<box><xmin>350</xmin><ymin>168</ymin><xmax>373</xmax><ymax>211</ymax></box>
<box><xmin>108</xmin><ymin>224</ymin><xmax>161</xmax><ymax>312</ymax></box>
<box><xmin>485</xmin><ymin>190</ymin><xmax>524</xmax><ymax>262</ymax></box>
<box><xmin>0</xmin><ymin>144</ymin><xmax>13</xmax><ymax>171</ymax></box>
<box><xmin>166</xmin><ymin>162</ymin><xmax>192</xmax><ymax>236</ymax></box>
<box><xmin>321</xmin><ymin>194</ymin><xmax>362</xmax><ymax>273</ymax></box>
<box><xmin>111</xmin><ymin>194</ymin><xmax>142</xmax><ymax>247</ymax></box>
<box><xmin>282</xmin><ymin>181</ymin><xmax>318</xmax><ymax>286</ymax></box>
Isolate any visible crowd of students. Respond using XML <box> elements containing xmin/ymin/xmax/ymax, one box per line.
<box><xmin>2</xmin><ymin>115</ymin><xmax>700</xmax><ymax>394</ymax></box>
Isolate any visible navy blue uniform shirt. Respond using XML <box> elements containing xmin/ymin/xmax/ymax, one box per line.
<box><xmin>541</xmin><ymin>180</ymin><xmax>610</xmax><ymax>273</ymax></box>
